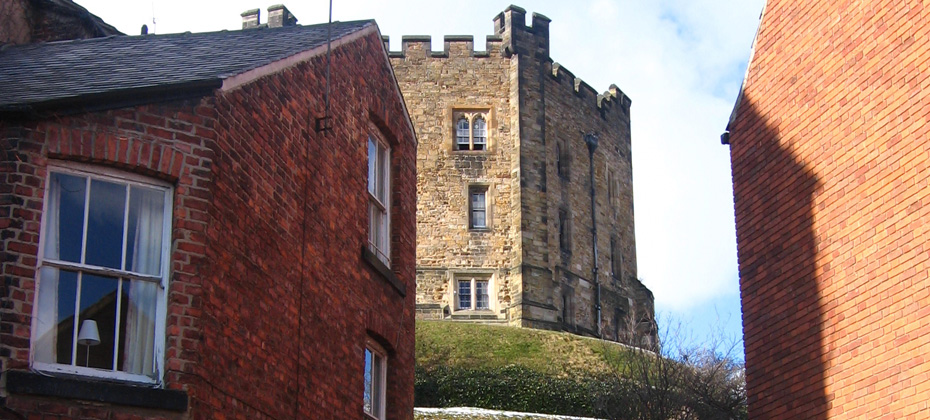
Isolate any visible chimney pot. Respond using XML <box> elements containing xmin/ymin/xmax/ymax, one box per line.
<box><xmin>241</xmin><ymin>8</ymin><xmax>260</xmax><ymax>29</ymax></box>
<box><xmin>267</xmin><ymin>4</ymin><xmax>298</xmax><ymax>28</ymax></box>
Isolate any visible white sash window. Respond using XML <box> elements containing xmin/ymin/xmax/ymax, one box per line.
<box><xmin>32</xmin><ymin>164</ymin><xmax>172</xmax><ymax>384</ymax></box>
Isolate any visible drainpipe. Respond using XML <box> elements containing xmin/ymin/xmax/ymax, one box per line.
<box><xmin>584</xmin><ymin>132</ymin><xmax>601</xmax><ymax>338</ymax></box>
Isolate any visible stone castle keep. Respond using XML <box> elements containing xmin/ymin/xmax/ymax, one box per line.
<box><xmin>386</xmin><ymin>6</ymin><xmax>656</xmax><ymax>346</ymax></box>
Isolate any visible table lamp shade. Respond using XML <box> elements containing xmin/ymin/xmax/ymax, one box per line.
<box><xmin>77</xmin><ymin>319</ymin><xmax>101</xmax><ymax>346</ymax></box>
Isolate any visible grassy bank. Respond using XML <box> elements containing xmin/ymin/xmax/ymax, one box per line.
<box><xmin>414</xmin><ymin>321</ymin><xmax>637</xmax><ymax>417</ymax></box>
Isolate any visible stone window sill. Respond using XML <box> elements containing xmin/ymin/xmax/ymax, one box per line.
<box><xmin>361</xmin><ymin>246</ymin><xmax>406</xmax><ymax>297</ymax></box>
<box><xmin>451</xmin><ymin>150</ymin><xmax>491</xmax><ymax>155</ymax></box>
<box><xmin>5</xmin><ymin>370</ymin><xmax>188</xmax><ymax>412</ymax></box>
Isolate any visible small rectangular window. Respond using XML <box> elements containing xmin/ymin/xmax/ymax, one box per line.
<box><xmin>557</xmin><ymin>141</ymin><xmax>570</xmax><ymax>180</ymax></box>
<box><xmin>559</xmin><ymin>209</ymin><xmax>570</xmax><ymax>253</ymax></box>
<box><xmin>363</xmin><ymin>344</ymin><xmax>387</xmax><ymax>419</ymax></box>
<box><xmin>469</xmin><ymin>186</ymin><xmax>488</xmax><ymax>229</ymax></box>
<box><xmin>455</xmin><ymin>276</ymin><xmax>493</xmax><ymax>311</ymax></box>
<box><xmin>611</xmin><ymin>238</ymin><xmax>623</xmax><ymax>280</ymax></box>
<box><xmin>562</xmin><ymin>289</ymin><xmax>575</xmax><ymax>327</ymax></box>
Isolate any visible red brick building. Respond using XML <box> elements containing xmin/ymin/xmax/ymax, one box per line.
<box><xmin>726</xmin><ymin>1</ymin><xmax>930</xmax><ymax>418</ymax></box>
<box><xmin>0</xmin><ymin>8</ymin><xmax>417</xmax><ymax>420</ymax></box>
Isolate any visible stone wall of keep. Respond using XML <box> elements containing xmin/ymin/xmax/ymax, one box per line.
<box><xmin>390</xmin><ymin>5</ymin><xmax>655</xmax><ymax>346</ymax></box>
<box><xmin>729</xmin><ymin>1</ymin><xmax>930</xmax><ymax>418</ymax></box>
<box><xmin>506</xmin><ymin>8</ymin><xmax>653</xmax><ymax>343</ymax></box>
<box><xmin>388</xmin><ymin>29</ymin><xmax>523</xmax><ymax>323</ymax></box>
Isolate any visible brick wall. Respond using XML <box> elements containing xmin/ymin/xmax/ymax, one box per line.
<box><xmin>205</xmin><ymin>30</ymin><xmax>416</xmax><ymax>420</ymax></box>
<box><xmin>729</xmin><ymin>1</ymin><xmax>930</xmax><ymax>418</ymax></box>
<box><xmin>0</xmin><ymin>99</ymin><xmax>215</xmax><ymax>419</ymax></box>
<box><xmin>0</xmin><ymin>29</ymin><xmax>416</xmax><ymax>419</ymax></box>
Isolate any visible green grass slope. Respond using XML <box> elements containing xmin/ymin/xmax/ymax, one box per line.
<box><xmin>416</xmin><ymin>321</ymin><xmax>634</xmax><ymax>376</ymax></box>
<box><xmin>414</xmin><ymin>321</ymin><xmax>637</xmax><ymax>417</ymax></box>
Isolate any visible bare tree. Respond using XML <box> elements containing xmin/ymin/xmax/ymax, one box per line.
<box><xmin>598</xmin><ymin>314</ymin><xmax>747</xmax><ymax>420</ymax></box>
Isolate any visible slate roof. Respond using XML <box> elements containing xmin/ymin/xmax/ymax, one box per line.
<box><xmin>0</xmin><ymin>20</ymin><xmax>374</xmax><ymax>111</ymax></box>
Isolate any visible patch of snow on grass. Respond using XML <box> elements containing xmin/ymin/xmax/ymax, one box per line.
<box><xmin>414</xmin><ymin>407</ymin><xmax>603</xmax><ymax>420</ymax></box>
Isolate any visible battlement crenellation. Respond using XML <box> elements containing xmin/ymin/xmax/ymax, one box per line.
<box><xmin>385</xmin><ymin>5</ymin><xmax>626</xmax><ymax>116</ymax></box>
<box><xmin>549</xmin><ymin>62</ymin><xmax>631</xmax><ymax>116</ymax></box>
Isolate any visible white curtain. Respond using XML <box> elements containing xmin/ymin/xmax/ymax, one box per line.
<box><xmin>122</xmin><ymin>187</ymin><xmax>163</xmax><ymax>375</ymax></box>
<box><xmin>34</xmin><ymin>176</ymin><xmax>61</xmax><ymax>364</ymax></box>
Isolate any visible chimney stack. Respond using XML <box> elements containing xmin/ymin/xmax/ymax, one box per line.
<box><xmin>267</xmin><ymin>5</ymin><xmax>297</xmax><ymax>28</ymax></box>
<box><xmin>241</xmin><ymin>8</ymin><xmax>260</xmax><ymax>29</ymax></box>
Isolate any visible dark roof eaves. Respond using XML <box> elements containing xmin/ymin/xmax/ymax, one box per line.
<box><xmin>0</xmin><ymin>19</ymin><xmax>377</xmax><ymax>116</ymax></box>
<box><xmin>0</xmin><ymin>78</ymin><xmax>222</xmax><ymax>120</ymax></box>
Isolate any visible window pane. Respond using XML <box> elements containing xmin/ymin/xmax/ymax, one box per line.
<box><xmin>476</xmin><ymin>281</ymin><xmax>489</xmax><ymax>309</ymax></box>
<box><xmin>471</xmin><ymin>191</ymin><xmax>486</xmax><ymax>211</ymax></box>
<box><xmin>372</xmin><ymin>352</ymin><xmax>384</xmax><ymax>416</ymax></box>
<box><xmin>364</xmin><ymin>348</ymin><xmax>373</xmax><ymax>414</ymax></box>
<box><xmin>458</xmin><ymin>280</ymin><xmax>471</xmax><ymax>310</ymax></box>
<box><xmin>34</xmin><ymin>268</ymin><xmax>79</xmax><ymax>365</ymax></box>
<box><xmin>370</xmin><ymin>202</ymin><xmax>388</xmax><ymax>263</ymax></box>
<box><xmin>456</xmin><ymin>118</ymin><xmax>470</xmax><ymax>150</ymax></box>
<box><xmin>471</xmin><ymin>190</ymin><xmax>486</xmax><ymax>228</ymax></box>
<box><xmin>85</xmin><ymin>180</ymin><xmax>126</xmax><ymax>269</ymax></box>
<box><xmin>377</xmin><ymin>145</ymin><xmax>389</xmax><ymax>203</ymax></box>
<box><xmin>126</xmin><ymin>186</ymin><xmax>166</xmax><ymax>276</ymax></box>
<box><xmin>368</xmin><ymin>138</ymin><xmax>377</xmax><ymax>196</ymax></box>
<box><xmin>473</xmin><ymin>117</ymin><xmax>487</xmax><ymax>150</ymax></box>
<box><xmin>48</xmin><ymin>173</ymin><xmax>87</xmax><ymax>263</ymax></box>
<box><xmin>77</xmin><ymin>274</ymin><xmax>119</xmax><ymax>370</ymax></box>
<box><xmin>472</xmin><ymin>210</ymin><xmax>486</xmax><ymax>229</ymax></box>
<box><xmin>119</xmin><ymin>279</ymin><xmax>158</xmax><ymax>375</ymax></box>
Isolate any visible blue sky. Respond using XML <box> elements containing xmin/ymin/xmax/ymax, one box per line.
<box><xmin>77</xmin><ymin>0</ymin><xmax>765</xmax><ymax>359</ymax></box>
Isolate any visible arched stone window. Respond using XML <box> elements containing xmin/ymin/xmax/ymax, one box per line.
<box><xmin>452</xmin><ymin>110</ymin><xmax>490</xmax><ymax>151</ymax></box>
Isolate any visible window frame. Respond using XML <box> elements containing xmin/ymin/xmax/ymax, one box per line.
<box><xmin>363</xmin><ymin>341</ymin><xmax>388</xmax><ymax>420</ymax></box>
<box><xmin>30</xmin><ymin>162</ymin><xmax>173</xmax><ymax>385</ymax></box>
<box><xmin>451</xmin><ymin>110</ymin><xmax>490</xmax><ymax>152</ymax></box>
<box><xmin>454</xmin><ymin>275</ymin><xmax>492</xmax><ymax>312</ymax></box>
<box><xmin>368</xmin><ymin>135</ymin><xmax>391</xmax><ymax>265</ymax></box>
<box><xmin>468</xmin><ymin>185</ymin><xmax>489</xmax><ymax>230</ymax></box>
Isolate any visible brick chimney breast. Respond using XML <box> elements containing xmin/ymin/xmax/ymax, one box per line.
<box><xmin>267</xmin><ymin>5</ymin><xmax>297</xmax><ymax>28</ymax></box>
<box><xmin>241</xmin><ymin>8</ymin><xmax>260</xmax><ymax>29</ymax></box>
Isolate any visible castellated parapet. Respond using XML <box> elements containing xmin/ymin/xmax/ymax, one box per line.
<box><xmin>389</xmin><ymin>4</ymin><xmax>656</xmax><ymax>347</ymax></box>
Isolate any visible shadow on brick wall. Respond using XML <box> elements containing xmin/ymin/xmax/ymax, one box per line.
<box><xmin>729</xmin><ymin>99</ymin><xmax>828</xmax><ymax>419</ymax></box>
